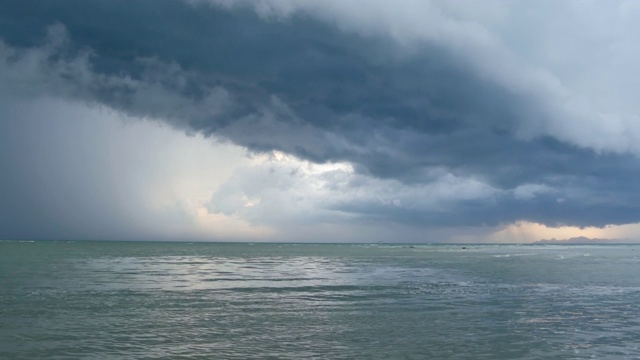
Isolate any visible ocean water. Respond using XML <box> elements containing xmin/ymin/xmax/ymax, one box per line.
<box><xmin>1</xmin><ymin>241</ymin><xmax>640</xmax><ymax>359</ymax></box>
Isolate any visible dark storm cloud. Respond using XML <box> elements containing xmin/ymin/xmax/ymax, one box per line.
<box><xmin>2</xmin><ymin>0</ymin><xmax>640</xmax><ymax>230</ymax></box>
<box><xmin>0</xmin><ymin>0</ymin><xmax>526</xmax><ymax>161</ymax></box>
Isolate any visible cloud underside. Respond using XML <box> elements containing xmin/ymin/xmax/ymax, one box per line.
<box><xmin>2</xmin><ymin>0</ymin><xmax>640</xmax><ymax>240</ymax></box>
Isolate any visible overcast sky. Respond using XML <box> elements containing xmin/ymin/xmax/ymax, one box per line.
<box><xmin>2</xmin><ymin>0</ymin><xmax>640</xmax><ymax>242</ymax></box>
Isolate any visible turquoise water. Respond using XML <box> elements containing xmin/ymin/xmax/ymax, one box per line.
<box><xmin>1</xmin><ymin>241</ymin><xmax>640</xmax><ymax>359</ymax></box>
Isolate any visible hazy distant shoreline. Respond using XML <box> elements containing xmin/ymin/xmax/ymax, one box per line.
<box><xmin>532</xmin><ymin>236</ymin><xmax>639</xmax><ymax>245</ymax></box>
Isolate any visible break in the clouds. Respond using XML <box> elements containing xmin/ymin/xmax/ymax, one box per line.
<box><xmin>2</xmin><ymin>0</ymin><xmax>640</xmax><ymax>242</ymax></box>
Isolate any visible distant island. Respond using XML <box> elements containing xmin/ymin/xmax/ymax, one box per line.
<box><xmin>532</xmin><ymin>236</ymin><xmax>631</xmax><ymax>245</ymax></box>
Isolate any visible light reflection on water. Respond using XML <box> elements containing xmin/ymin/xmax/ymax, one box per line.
<box><xmin>1</xmin><ymin>242</ymin><xmax>640</xmax><ymax>359</ymax></box>
<box><xmin>81</xmin><ymin>256</ymin><xmax>351</xmax><ymax>291</ymax></box>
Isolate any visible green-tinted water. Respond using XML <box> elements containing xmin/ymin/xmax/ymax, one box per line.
<box><xmin>1</xmin><ymin>241</ymin><xmax>640</xmax><ymax>359</ymax></box>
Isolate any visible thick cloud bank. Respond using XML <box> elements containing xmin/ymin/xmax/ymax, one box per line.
<box><xmin>2</xmin><ymin>0</ymin><xmax>640</xmax><ymax>240</ymax></box>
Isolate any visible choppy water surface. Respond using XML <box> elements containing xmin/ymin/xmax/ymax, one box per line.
<box><xmin>2</xmin><ymin>242</ymin><xmax>640</xmax><ymax>359</ymax></box>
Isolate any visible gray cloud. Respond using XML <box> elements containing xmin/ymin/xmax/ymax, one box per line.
<box><xmin>2</xmin><ymin>0</ymin><xmax>640</xmax><ymax>239</ymax></box>
<box><xmin>0</xmin><ymin>95</ymin><xmax>253</xmax><ymax>241</ymax></box>
<box><xmin>0</xmin><ymin>97</ymin><xmax>143</xmax><ymax>240</ymax></box>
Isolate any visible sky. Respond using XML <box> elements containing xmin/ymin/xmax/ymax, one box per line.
<box><xmin>2</xmin><ymin>0</ymin><xmax>640</xmax><ymax>243</ymax></box>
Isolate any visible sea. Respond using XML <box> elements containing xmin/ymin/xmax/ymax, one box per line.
<box><xmin>1</xmin><ymin>241</ymin><xmax>640</xmax><ymax>359</ymax></box>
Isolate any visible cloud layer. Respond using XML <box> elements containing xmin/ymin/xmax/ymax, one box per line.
<box><xmin>2</xmin><ymin>0</ymin><xmax>640</xmax><ymax>240</ymax></box>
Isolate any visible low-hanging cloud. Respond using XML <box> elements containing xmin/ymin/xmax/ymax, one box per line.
<box><xmin>2</xmin><ymin>0</ymin><xmax>640</xmax><ymax>240</ymax></box>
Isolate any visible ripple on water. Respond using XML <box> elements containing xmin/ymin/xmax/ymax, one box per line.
<box><xmin>3</xmin><ymin>243</ymin><xmax>640</xmax><ymax>359</ymax></box>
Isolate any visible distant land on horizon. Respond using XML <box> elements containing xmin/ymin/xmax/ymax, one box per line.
<box><xmin>532</xmin><ymin>236</ymin><xmax>638</xmax><ymax>245</ymax></box>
